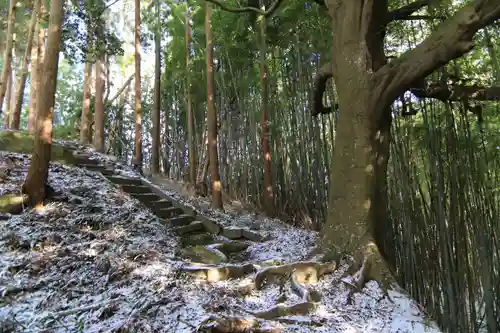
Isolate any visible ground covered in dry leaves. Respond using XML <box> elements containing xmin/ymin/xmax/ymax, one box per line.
<box><xmin>0</xmin><ymin>147</ymin><xmax>441</xmax><ymax>333</ymax></box>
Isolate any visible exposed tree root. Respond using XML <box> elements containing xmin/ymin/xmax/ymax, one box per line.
<box><xmin>187</xmin><ymin>261</ymin><xmax>334</xmax><ymax>323</ymax></box>
<box><xmin>254</xmin><ymin>261</ymin><xmax>335</xmax><ymax>290</ymax></box>
<box><xmin>342</xmin><ymin>242</ymin><xmax>398</xmax><ymax>304</ymax></box>
<box><xmin>181</xmin><ymin>263</ymin><xmax>256</xmax><ymax>282</ymax></box>
<box><xmin>200</xmin><ymin>316</ymin><xmax>279</xmax><ymax>333</ymax></box>
<box><xmin>252</xmin><ymin>301</ymin><xmax>317</xmax><ymax>320</ymax></box>
<box><xmin>290</xmin><ymin>269</ymin><xmax>322</xmax><ymax>302</ymax></box>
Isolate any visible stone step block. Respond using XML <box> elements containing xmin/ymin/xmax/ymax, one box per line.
<box><xmin>181</xmin><ymin>246</ymin><xmax>227</xmax><ymax>265</ymax></box>
<box><xmin>200</xmin><ymin>219</ymin><xmax>221</xmax><ymax>235</ymax></box>
<box><xmin>121</xmin><ymin>184</ymin><xmax>151</xmax><ymax>194</ymax></box>
<box><xmin>155</xmin><ymin>207</ymin><xmax>183</xmax><ymax>219</ymax></box>
<box><xmin>172</xmin><ymin>221</ymin><xmax>204</xmax><ymax>235</ymax></box>
<box><xmin>165</xmin><ymin>214</ymin><xmax>195</xmax><ymax>227</ymax></box>
<box><xmin>79</xmin><ymin>164</ymin><xmax>107</xmax><ymax>172</ymax></box>
<box><xmin>131</xmin><ymin>193</ymin><xmax>164</xmax><ymax>205</ymax></box>
<box><xmin>151</xmin><ymin>199</ymin><xmax>173</xmax><ymax>210</ymax></box>
<box><xmin>99</xmin><ymin>168</ymin><xmax>116</xmax><ymax>176</ymax></box>
<box><xmin>180</xmin><ymin>233</ymin><xmax>215</xmax><ymax>247</ymax></box>
<box><xmin>106</xmin><ymin>175</ymin><xmax>143</xmax><ymax>186</ymax></box>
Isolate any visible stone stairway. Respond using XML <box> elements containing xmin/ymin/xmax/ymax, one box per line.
<box><xmin>71</xmin><ymin>151</ymin><xmax>265</xmax><ymax>265</ymax></box>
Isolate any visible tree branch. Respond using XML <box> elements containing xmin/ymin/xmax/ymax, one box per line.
<box><xmin>204</xmin><ymin>0</ymin><xmax>284</xmax><ymax>17</ymax></box>
<box><xmin>105</xmin><ymin>74</ymin><xmax>134</xmax><ymax>109</ymax></box>
<box><xmin>410</xmin><ymin>82</ymin><xmax>500</xmax><ymax>102</ymax></box>
<box><xmin>312</xmin><ymin>62</ymin><xmax>338</xmax><ymax>116</ymax></box>
<box><xmin>387</xmin><ymin>0</ymin><xmax>430</xmax><ymax>21</ymax></box>
<box><xmin>376</xmin><ymin>0</ymin><xmax>500</xmax><ymax>113</ymax></box>
<box><xmin>392</xmin><ymin>15</ymin><xmax>443</xmax><ymax>21</ymax></box>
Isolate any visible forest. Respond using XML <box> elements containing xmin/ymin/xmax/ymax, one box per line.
<box><xmin>0</xmin><ymin>0</ymin><xmax>499</xmax><ymax>332</ymax></box>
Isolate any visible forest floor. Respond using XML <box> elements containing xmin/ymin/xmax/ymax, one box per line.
<box><xmin>0</xmin><ymin>146</ymin><xmax>442</xmax><ymax>333</ymax></box>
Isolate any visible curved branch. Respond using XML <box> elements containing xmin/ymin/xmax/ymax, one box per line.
<box><xmin>204</xmin><ymin>0</ymin><xmax>285</xmax><ymax>17</ymax></box>
<box><xmin>376</xmin><ymin>0</ymin><xmax>500</xmax><ymax>115</ymax></box>
<box><xmin>312</xmin><ymin>62</ymin><xmax>338</xmax><ymax>116</ymax></box>
<box><xmin>410</xmin><ymin>82</ymin><xmax>500</xmax><ymax>102</ymax></box>
<box><xmin>387</xmin><ymin>0</ymin><xmax>430</xmax><ymax>21</ymax></box>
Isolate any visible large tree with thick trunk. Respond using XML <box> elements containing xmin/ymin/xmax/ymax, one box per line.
<box><xmin>206</xmin><ymin>0</ymin><xmax>500</xmax><ymax>292</ymax></box>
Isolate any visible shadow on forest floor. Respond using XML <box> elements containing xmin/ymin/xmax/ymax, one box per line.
<box><xmin>0</xmin><ymin>140</ymin><xmax>441</xmax><ymax>332</ymax></box>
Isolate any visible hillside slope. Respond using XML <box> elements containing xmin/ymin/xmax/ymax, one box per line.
<box><xmin>0</xmin><ymin>145</ymin><xmax>441</xmax><ymax>333</ymax></box>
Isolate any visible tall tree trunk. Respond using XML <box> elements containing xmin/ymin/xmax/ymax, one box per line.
<box><xmin>23</xmin><ymin>0</ymin><xmax>64</xmax><ymax>207</ymax></box>
<box><xmin>80</xmin><ymin>62</ymin><xmax>92</xmax><ymax>143</ymax></box>
<box><xmin>8</xmin><ymin>69</ymin><xmax>17</xmax><ymax>127</ymax></box>
<box><xmin>28</xmin><ymin>26</ymin><xmax>46</xmax><ymax>134</ymax></box>
<box><xmin>28</xmin><ymin>26</ymin><xmax>39</xmax><ymax>134</ymax></box>
<box><xmin>258</xmin><ymin>2</ymin><xmax>274</xmax><ymax>216</ymax></box>
<box><xmin>151</xmin><ymin>0</ymin><xmax>161</xmax><ymax>175</ymax></box>
<box><xmin>93</xmin><ymin>58</ymin><xmax>105</xmax><ymax>152</ymax></box>
<box><xmin>134</xmin><ymin>0</ymin><xmax>143</xmax><ymax>169</ymax></box>
<box><xmin>163</xmin><ymin>93</ymin><xmax>170</xmax><ymax>176</ymax></box>
<box><xmin>205</xmin><ymin>3</ymin><xmax>223</xmax><ymax>209</ymax></box>
<box><xmin>0</xmin><ymin>0</ymin><xmax>16</xmax><ymax>114</ymax></box>
<box><xmin>3</xmin><ymin>71</ymin><xmax>12</xmax><ymax>127</ymax></box>
<box><xmin>186</xmin><ymin>7</ymin><xmax>197</xmax><ymax>185</ymax></box>
<box><xmin>115</xmin><ymin>84</ymin><xmax>128</xmax><ymax>158</ymax></box>
<box><xmin>12</xmin><ymin>0</ymin><xmax>41</xmax><ymax>130</ymax></box>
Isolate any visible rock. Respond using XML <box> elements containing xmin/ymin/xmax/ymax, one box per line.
<box><xmin>242</xmin><ymin>229</ymin><xmax>264</xmax><ymax>242</ymax></box>
<box><xmin>0</xmin><ymin>193</ymin><xmax>28</xmax><ymax>214</ymax></box>
<box><xmin>69</xmin><ymin>196</ymin><xmax>84</xmax><ymax>205</ymax></box>
<box><xmin>221</xmin><ymin>227</ymin><xmax>242</xmax><ymax>239</ymax></box>
<box><xmin>182</xmin><ymin>246</ymin><xmax>228</xmax><ymax>264</ymax></box>
<box><xmin>208</xmin><ymin>241</ymin><xmax>249</xmax><ymax>254</ymax></box>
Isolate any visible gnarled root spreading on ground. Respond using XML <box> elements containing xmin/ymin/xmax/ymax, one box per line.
<box><xmin>341</xmin><ymin>241</ymin><xmax>398</xmax><ymax>304</ymax></box>
<box><xmin>252</xmin><ymin>301</ymin><xmax>317</xmax><ymax>320</ymax></box>
<box><xmin>181</xmin><ymin>263</ymin><xmax>256</xmax><ymax>282</ymax></box>
<box><xmin>254</xmin><ymin>261</ymin><xmax>336</xmax><ymax>290</ymax></box>
<box><xmin>184</xmin><ymin>260</ymin><xmax>336</xmax><ymax>322</ymax></box>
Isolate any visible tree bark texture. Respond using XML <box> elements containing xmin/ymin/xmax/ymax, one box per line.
<box><xmin>134</xmin><ymin>0</ymin><xmax>143</xmax><ymax>169</ymax></box>
<box><xmin>80</xmin><ymin>62</ymin><xmax>92</xmax><ymax>143</ymax></box>
<box><xmin>151</xmin><ymin>0</ymin><xmax>162</xmax><ymax>175</ymax></box>
<box><xmin>93</xmin><ymin>58</ymin><xmax>105</xmax><ymax>152</ymax></box>
<box><xmin>23</xmin><ymin>0</ymin><xmax>64</xmax><ymax>207</ymax></box>
<box><xmin>11</xmin><ymin>0</ymin><xmax>41</xmax><ymax>130</ymax></box>
<box><xmin>0</xmin><ymin>0</ymin><xmax>16</xmax><ymax>116</ymax></box>
<box><xmin>205</xmin><ymin>3</ymin><xmax>223</xmax><ymax>209</ymax></box>
<box><xmin>29</xmin><ymin>27</ymin><xmax>46</xmax><ymax>134</ymax></box>
<box><xmin>186</xmin><ymin>8</ymin><xmax>197</xmax><ymax>185</ymax></box>
<box><xmin>3</xmin><ymin>70</ymin><xmax>13</xmax><ymax>127</ymax></box>
<box><xmin>258</xmin><ymin>3</ymin><xmax>274</xmax><ymax>216</ymax></box>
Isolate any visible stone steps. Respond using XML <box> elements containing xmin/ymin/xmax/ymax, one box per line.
<box><xmin>71</xmin><ymin>153</ymin><xmax>267</xmax><ymax>265</ymax></box>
